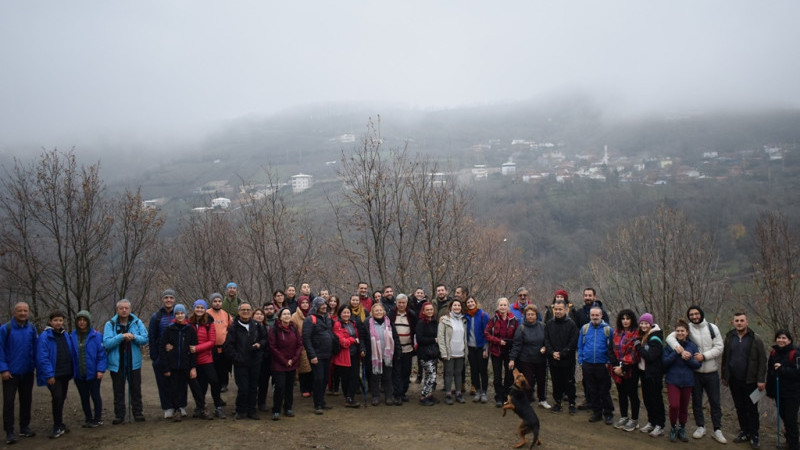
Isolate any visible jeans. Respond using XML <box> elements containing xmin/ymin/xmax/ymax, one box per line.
<box><xmin>692</xmin><ymin>371</ymin><xmax>723</xmax><ymax>430</ymax></box>
<box><xmin>2</xmin><ymin>372</ymin><xmax>33</xmax><ymax>432</ymax></box>
<box><xmin>74</xmin><ymin>377</ymin><xmax>103</xmax><ymax>421</ymax></box>
<box><xmin>110</xmin><ymin>369</ymin><xmax>142</xmax><ymax>420</ymax></box>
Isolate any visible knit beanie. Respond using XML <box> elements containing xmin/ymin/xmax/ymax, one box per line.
<box><xmin>162</xmin><ymin>289</ymin><xmax>176</xmax><ymax>298</ymax></box>
<box><xmin>193</xmin><ymin>299</ymin><xmax>208</xmax><ymax>309</ymax></box>
<box><xmin>554</xmin><ymin>289</ymin><xmax>569</xmax><ymax>300</ymax></box>
<box><xmin>210</xmin><ymin>292</ymin><xmax>222</xmax><ymax>301</ymax></box>
<box><xmin>638</xmin><ymin>313</ymin><xmax>654</xmax><ymax>326</ymax></box>
<box><xmin>226</xmin><ymin>282</ymin><xmax>237</xmax><ymax>289</ymax></box>
<box><xmin>174</xmin><ymin>304</ymin><xmax>187</xmax><ymax>314</ymax></box>
<box><xmin>76</xmin><ymin>310</ymin><xmax>92</xmax><ymax>327</ymax></box>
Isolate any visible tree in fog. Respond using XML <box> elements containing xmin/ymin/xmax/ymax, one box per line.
<box><xmin>590</xmin><ymin>204</ymin><xmax>727</xmax><ymax>327</ymax></box>
<box><xmin>750</xmin><ymin>211</ymin><xmax>799</xmax><ymax>335</ymax></box>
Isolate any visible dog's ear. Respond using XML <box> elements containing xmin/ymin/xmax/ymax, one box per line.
<box><xmin>512</xmin><ymin>368</ymin><xmax>521</xmax><ymax>377</ymax></box>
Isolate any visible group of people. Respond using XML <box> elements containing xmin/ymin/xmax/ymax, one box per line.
<box><xmin>1</xmin><ymin>282</ymin><xmax>798</xmax><ymax>450</ymax></box>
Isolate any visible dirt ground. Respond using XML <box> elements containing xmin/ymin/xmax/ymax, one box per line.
<box><xmin>4</xmin><ymin>363</ymin><xmax>786</xmax><ymax>449</ymax></box>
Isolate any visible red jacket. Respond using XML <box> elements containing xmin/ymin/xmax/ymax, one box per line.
<box><xmin>191</xmin><ymin>319</ymin><xmax>216</xmax><ymax>366</ymax></box>
<box><xmin>332</xmin><ymin>319</ymin><xmax>359</xmax><ymax>367</ymax></box>
<box><xmin>484</xmin><ymin>312</ymin><xmax>519</xmax><ymax>357</ymax></box>
<box><xmin>269</xmin><ymin>323</ymin><xmax>303</xmax><ymax>372</ymax></box>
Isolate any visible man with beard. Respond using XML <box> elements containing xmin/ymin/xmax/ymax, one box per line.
<box><xmin>207</xmin><ymin>293</ymin><xmax>233</xmax><ymax>396</ymax></box>
<box><xmin>434</xmin><ymin>284</ymin><xmax>453</xmax><ymax>319</ymax></box>
<box><xmin>263</xmin><ymin>302</ymin><xmax>277</xmax><ymax>328</ymax></box>
<box><xmin>221</xmin><ymin>282</ymin><xmax>243</xmax><ymax>318</ymax></box>
<box><xmin>381</xmin><ymin>285</ymin><xmax>397</xmax><ymax>317</ymax></box>
<box><xmin>578</xmin><ymin>306</ymin><xmax>615</xmax><ymax>425</ymax></box>
<box><xmin>357</xmin><ymin>282</ymin><xmax>373</xmax><ymax>314</ymax></box>
<box><xmin>544</xmin><ymin>299</ymin><xmax>579</xmax><ymax>414</ymax></box>
<box><xmin>149</xmin><ymin>289</ymin><xmax>176</xmax><ymax>418</ymax></box>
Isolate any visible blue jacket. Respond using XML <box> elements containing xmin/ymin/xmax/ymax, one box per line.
<box><xmin>36</xmin><ymin>327</ymin><xmax>75</xmax><ymax>386</ymax></box>
<box><xmin>103</xmin><ymin>313</ymin><xmax>148</xmax><ymax>372</ymax></box>
<box><xmin>0</xmin><ymin>320</ymin><xmax>38</xmax><ymax>375</ymax></box>
<box><xmin>70</xmin><ymin>328</ymin><xmax>108</xmax><ymax>381</ymax></box>
<box><xmin>662</xmin><ymin>339</ymin><xmax>702</xmax><ymax>387</ymax></box>
<box><xmin>466</xmin><ymin>309</ymin><xmax>490</xmax><ymax>350</ymax></box>
<box><xmin>578</xmin><ymin>322</ymin><xmax>614</xmax><ymax>365</ymax></box>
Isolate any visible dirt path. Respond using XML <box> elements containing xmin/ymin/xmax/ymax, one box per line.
<box><xmin>5</xmin><ymin>366</ymin><xmax>783</xmax><ymax>449</ymax></box>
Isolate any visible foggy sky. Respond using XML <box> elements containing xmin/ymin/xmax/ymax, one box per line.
<box><xmin>2</xmin><ymin>1</ymin><xmax>799</xmax><ymax>148</ymax></box>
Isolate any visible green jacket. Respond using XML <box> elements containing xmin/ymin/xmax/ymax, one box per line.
<box><xmin>722</xmin><ymin>328</ymin><xmax>767</xmax><ymax>385</ymax></box>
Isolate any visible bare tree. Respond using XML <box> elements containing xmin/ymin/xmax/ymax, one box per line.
<box><xmin>590</xmin><ymin>204</ymin><xmax>727</xmax><ymax>326</ymax></box>
<box><xmin>751</xmin><ymin>211</ymin><xmax>800</xmax><ymax>335</ymax></box>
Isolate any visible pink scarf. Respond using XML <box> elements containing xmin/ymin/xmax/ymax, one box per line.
<box><xmin>369</xmin><ymin>317</ymin><xmax>394</xmax><ymax>374</ymax></box>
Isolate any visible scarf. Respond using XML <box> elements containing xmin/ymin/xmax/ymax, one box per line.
<box><xmin>351</xmin><ymin>303</ymin><xmax>365</xmax><ymax>322</ymax></box>
<box><xmin>465</xmin><ymin>306</ymin><xmax>478</xmax><ymax>317</ymax></box>
<box><xmin>78</xmin><ymin>330</ymin><xmax>89</xmax><ymax>378</ymax></box>
<box><xmin>369</xmin><ymin>317</ymin><xmax>394</xmax><ymax>374</ymax></box>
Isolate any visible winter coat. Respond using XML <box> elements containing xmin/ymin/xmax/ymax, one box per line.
<box><xmin>543</xmin><ymin>302</ymin><xmax>579</xmax><ymax>324</ymax></box>
<box><xmin>269</xmin><ymin>322</ymin><xmax>303</xmax><ymax>372</ymax></box>
<box><xmin>635</xmin><ymin>325</ymin><xmax>664</xmax><ymax>379</ymax></box>
<box><xmin>103</xmin><ymin>313</ymin><xmax>148</xmax><ymax>372</ymax></box>
<box><xmin>415</xmin><ymin>317</ymin><xmax>440</xmax><ymax>361</ymax></box>
<box><xmin>574</xmin><ymin>300</ymin><xmax>610</xmax><ymax>329</ymax></box>
<box><xmin>332</xmin><ymin>319</ymin><xmax>362</xmax><ymax>367</ymax></box>
<box><xmin>291</xmin><ymin>309</ymin><xmax>312</xmax><ymax>374</ymax></box>
<box><xmin>160</xmin><ymin>321</ymin><xmax>198</xmax><ymax>371</ymax></box>
<box><xmin>544</xmin><ymin>315</ymin><xmax>579</xmax><ymax>367</ymax></box>
<box><xmin>665</xmin><ymin>318</ymin><xmax>724</xmax><ymax>374</ymax></box>
<box><xmin>0</xmin><ymin>320</ymin><xmax>37</xmax><ymax>375</ymax></box>
<box><xmin>70</xmin><ymin>327</ymin><xmax>108</xmax><ymax>381</ymax></box>
<box><xmin>722</xmin><ymin>327</ymin><xmax>767</xmax><ymax>385</ymax></box>
<box><xmin>438</xmin><ymin>314</ymin><xmax>467</xmax><ymax>359</ymax></box>
<box><xmin>36</xmin><ymin>328</ymin><xmax>75</xmax><ymax>386</ymax></box>
<box><xmin>465</xmin><ymin>309</ymin><xmax>490</xmax><ymax>350</ymax></box>
<box><xmin>190</xmin><ymin>318</ymin><xmax>216</xmax><ymax>366</ymax></box>
<box><xmin>510</xmin><ymin>320</ymin><xmax>546</xmax><ymax>364</ymax></box>
<box><xmin>224</xmin><ymin>319</ymin><xmax>267</xmax><ymax>367</ymax></box>
<box><xmin>766</xmin><ymin>344</ymin><xmax>800</xmax><ymax>401</ymax></box>
<box><xmin>485</xmin><ymin>312</ymin><xmax>519</xmax><ymax>358</ymax></box>
<box><xmin>577</xmin><ymin>322</ymin><xmax>614</xmax><ymax>365</ymax></box>
<box><xmin>303</xmin><ymin>313</ymin><xmax>334</xmax><ymax>361</ymax></box>
<box><xmin>206</xmin><ymin>308</ymin><xmax>232</xmax><ymax>348</ymax></box>
<box><xmin>148</xmin><ymin>307</ymin><xmax>175</xmax><ymax>372</ymax></box>
<box><xmin>663</xmin><ymin>339</ymin><xmax>701</xmax><ymax>387</ymax></box>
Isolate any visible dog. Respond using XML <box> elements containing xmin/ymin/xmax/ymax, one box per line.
<box><xmin>502</xmin><ymin>369</ymin><xmax>541</xmax><ymax>448</ymax></box>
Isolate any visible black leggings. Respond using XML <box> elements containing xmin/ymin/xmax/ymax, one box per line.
<box><xmin>616</xmin><ymin>369</ymin><xmax>640</xmax><ymax>419</ymax></box>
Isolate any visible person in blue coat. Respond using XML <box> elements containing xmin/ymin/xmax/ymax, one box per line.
<box><xmin>465</xmin><ymin>297</ymin><xmax>490</xmax><ymax>403</ymax></box>
<box><xmin>103</xmin><ymin>299</ymin><xmax>148</xmax><ymax>424</ymax></box>
<box><xmin>36</xmin><ymin>310</ymin><xmax>75</xmax><ymax>439</ymax></box>
<box><xmin>1</xmin><ymin>302</ymin><xmax>38</xmax><ymax>444</ymax></box>
<box><xmin>662</xmin><ymin>318</ymin><xmax>702</xmax><ymax>442</ymax></box>
<box><xmin>70</xmin><ymin>310</ymin><xmax>107</xmax><ymax>428</ymax></box>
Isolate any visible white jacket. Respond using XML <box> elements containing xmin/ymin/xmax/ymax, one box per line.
<box><xmin>665</xmin><ymin>319</ymin><xmax>723</xmax><ymax>373</ymax></box>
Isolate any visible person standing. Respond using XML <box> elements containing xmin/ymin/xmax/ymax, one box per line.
<box><xmin>663</xmin><ymin>319</ymin><xmax>702</xmax><ymax>442</ymax></box>
<box><xmin>303</xmin><ymin>297</ymin><xmax>335</xmax><ymax>414</ymax></box>
<box><xmin>439</xmin><ymin>299</ymin><xmax>467</xmax><ymax>405</ymax></box>
<box><xmin>333</xmin><ymin>305</ymin><xmax>364</xmax><ymax>408</ymax></box>
<box><xmin>611</xmin><ymin>309</ymin><xmax>641</xmax><ymax>431</ymax></box>
<box><xmin>269</xmin><ymin>307</ymin><xmax>303</xmax><ymax>420</ymax></box>
<box><xmin>665</xmin><ymin>304</ymin><xmax>727</xmax><ymax>444</ymax></box>
<box><xmin>509</xmin><ymin>304</ymin><xmax>551</xmax><ymax>409</ymax></box>
<box><xmin>206</xmin><ymin>292</ymin><xmax>233</xmax><ymax>394</ymax></box>
<box><xmin>221</xmin><ymin>282</ymin><xmax>243</xmax><ymax>318</ymax></box>
<box><xmin>722</xmin><ymin>312</ymin><xmax>767</xmax><ymax>449</ymax></box>
<box><xmin>390</xmin><ymin>294</ymin><xmax>416</xmax><ymax>403</ymax></box>
<box><xmin>187</xmin><ymin>299</ymin><xmax>224</xmax><ymax>419</ymax></box>
<box><xmin>1</xmin><ymin>302</ymin><xmax>37</xmax><ymax>444</ymax></box>
<box><xmin>544</xmin><ymin>299</ymin><xmax>579</xmax><ymax>414</ymax></box>
<box><xmin>70</xmin><ymin>310</ymin><xmax>107</xmax><ymax>428</ymax></box>
<box><xmin>634</xmin><ymin>313</ymin><xmax>666</xmax><ymax>437</ymax></box>
<box><xmin>224</xmin><ymin>302</ymin><xmax>267</xmax><ymax>420</ymax></box>
<box><xmin>574</xmin><ymin>287</ymin><xmax>610</xmax><ymax>410</ymax></box>
<box><xmin>149</xmin><ymin>289</ymin><xmax>176</xmax><ymax>419</ymax></box>
<box><xmin>766</xmin><ymin>329</ymin><xmax>800</xmax><ymax>450</ymax></box>
<box><xmin>485</xmin><ymin>297</ymin><xmax>519</xmax><ymax>407</ymax></box>
<box><xmin>36</xmin><ymin>310</ymin><xmax>74</xmax><ymax>439</ymax></box>
<box><xmin>159</xmin><ymin>304</ymin><xmax>197</xmax><ymax>422</ymax></box>
<box><xmin>103</xmin><ymin>299</ymin><xmax>148</xmax><ymax>424</ymax></box>
<box><xmin>416</xmin><ymin>302</ymin><xmax>440</xmax><ymax>406</ymax></box>
<box><xmin>465</xmin><ymin>297</ymin><xmax>490</xmax><ymax>403</ymax></box>
<box><xmin>578</xmin><ymin>306</ymin><xmax>615</xmax><ymax>425</ymax></box>
<box><xmin>291</xmin><ymin>296</ymin><xmax>313</xmax><ymax>398</ymax></box>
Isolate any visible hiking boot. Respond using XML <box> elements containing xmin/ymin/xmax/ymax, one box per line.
<box><xmin>623</xmin><ymin>419</ymin><xmax>639</xmax><ymax>432</ymax></box>
<box><xmin>214</xmin><ymin>407</ymin><xmax>226</xmax><ymax>419</ymax></box>
<box><xmin>604</xmin><ymin>415</ymin><xmax>614</xmax><ymax>425</ymax></box>
<box><xmin>679</xmin><ymin>427</ymin><xmax>689</xmax><ymax>442</ymax></box>
<box><xmin>750</xmin><ymin>435</ymin><xmax>760</xmax><ymax>449</ymax></box>
<box><xmin>82</xmin><ymin>420</ymin><xmax>98</xmax><ymax>428</ymax></box>
<box><xmin>371</xmin><ymin>397</ymin><xmax>380</xmax><ymax>406</ymax></box>
<box><xmin>569</xmin><ymin>403</ymin><xmax>577</xmax><ymax>415</ymax></box>
<box><xmin>670</xmin><ymin>426</ymin><xmax>679</xmax><ymax>442</ymax></box>
<box><xmin>420</xmin><ymin>396</ymin><xmax>435</xmax><ymax>406</ymax></box>
<box><xmin>650</xmin><ymin>425</ymin><xmax>665</xmax><ymax>437</ymax></box>
<box><xmin>588</xmin><ymin>412</ymin><xmax>603</xmax><ymax>422</ymax></box>
<box><xmin>18</xmin><ymin>428</ymin><xmax>34</xmax><ymax>438</ymax></box>
<box><xmin>445</xmin><ymin>394</ymin><xmax>454</xmax><ymax>405</ymax></box>
<box><xmin>640</xmin><ymin>422</ymin><xmax>654</xmax><ymax>433</ymax></box>
<box><xmin>284</xmin><ymin>410</ymin><xmax>294</xmax><ymax>417</ymax></box>
<box><xmin>6</xmin><ymin>432</ymin><xmax>17</xmax><ymax>445</ymax></box>
<box><xmin>693</xmin><ymin>426</ymin><xmax>706</xmax><ymax>439</ymax></box>
<box><xmin>550</xmin><ymin>403</ymin><xmax>562</xmax><ymax>413</ymax></box>
<box><xmin>614</xmin><ymin>417</ymin><xmax>629</xmax><ymax>429</ymax></box>
<box><xmin>455</xmin><ymin>393</ymin><xmax>466</xmax><ymax>404</ymax></box>
<box><xmin>733</xmin><ymin>431</ymin><xmax>749</xmax><ymax>443</ymax></box>
<box><xmin>272</xmin><ymin>412</ymin><xmax>280</xmax><ymax>421</ymax></box>
<box><xmin>314</xmin><ymin>408</ymin><xmax>323</xmax><ymax>415</ymax></box>
<box><xmin>495</xmin><ymin>400</ymin><xmax>503</xmax><ymax>408</ymax></box>
<box><xmin>712</xmin><ymin>429</ymin><xmax>727</xmax><ymax>444</ymax></box>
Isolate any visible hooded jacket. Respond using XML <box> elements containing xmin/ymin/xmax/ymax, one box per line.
<box><xmin>70</xmin><ymin>311</ymin><xmax>108</xmax><ymax>381</ymax></box>
<box><xmin>0</xmin><ymin>319</ymin><xmax>38</xmax><ymax>375</ymax></box>
<box><xmin>665</xmin><ymin>306</ymin><xmax>723</xmax><ymax>374</ymax></box>
<box><xmin>148</xmin><ymin>306</ymin><xmax>175</xmax><ymax>371</ymax></box>
<box><xmin>635</xmin><ymin>325</ymin><xmax>664</xmax><ymax>379</ymax></box>
<box><xmin>36</xmin><ymin>326</ymin><xmax>75</xmax><ymax>386</ymax></box>
<box><xmin>465</xmin><ymin>307</ymin><xmax>490</xmax><ymax>350</ymax></box>
<box><xmin>415</xmin><ymin>315</ymin><xmax>440</xmax><ymax>361</ymax></box>
<box><xmin>438</xmin><ymin>313</ymin><xmax>467</xmax><ymax>359</ymax></box>
<box><xmin>577</xmin><ymin>321</ymin><xmax>614</xmax><ymax>365</ymax></box>
<box><xmin>302</xmin><ymin>297</ymin><xmax>334</xmax><ymax>361</ymax></box>
<box><xmin>189</xmin><ymin>315</ymin><xmax>216</xmax><ymax>366</ymax></box>
<box><xmin>484</xmin><ymin>311</ymin><xmax>518</xmax><ymax>358</ymax></box>
<box><xmin>291</xmin><ymin>307</ymin><xmax>311</xmax><ymax>374</ymax></box>
<box><xmin>766</xmin><ymin>344</ymin><xmax>800</xmax><ymax>400</ymax></box>
<box><xmin>103</xmin><ymin>313</ymin><xmax>148</xmax><ymax>372</ymax></box>
<box><xmin>160</xmin><ymin>320</ymin><xmax>198</xmax><ymax>371</ymax></box>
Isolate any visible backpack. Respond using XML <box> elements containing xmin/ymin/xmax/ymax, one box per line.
<box><xmin>580</xmin><ymin>322</ymin><xmax>611</xmax><ymax>347</ymax></box>
<box><xmin>311</xmin><ymin>315</ymin><xmax>340</xmax><ymax>355</ymax></box>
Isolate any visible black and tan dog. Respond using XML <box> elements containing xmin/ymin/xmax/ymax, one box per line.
<box><xmin>501</xmin><ymin>369</ymin><xmax>541</xmax><ymax>448</ymax></box>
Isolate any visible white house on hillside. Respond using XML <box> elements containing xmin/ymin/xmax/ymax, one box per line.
<box><xmin>291</xmin><ymin>173</ymin><xmax>312</xmax><ymax>193</ymax></box>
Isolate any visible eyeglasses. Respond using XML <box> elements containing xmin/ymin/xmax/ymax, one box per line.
<box><xmin>518</xmin><ymin>294</ymin><xmax>528</xmax><ymax>297</ymax></box>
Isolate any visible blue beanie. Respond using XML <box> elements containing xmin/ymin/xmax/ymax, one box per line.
<box><xmin>226</xmin><ymin>282</ymin><xmax>237</xmax><ymax>289</ymax></box>
<box><xmin>193</xmin><ymin>299</ymin><xmax>208</xmax><ymax>309</ymax></box>
<box><xmin>174</xmin><ymin>304</ymin><xmax>187</xmax><ymax>314</ymax></box>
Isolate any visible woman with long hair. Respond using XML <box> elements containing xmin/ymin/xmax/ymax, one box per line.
<box><xmin>612</xmin><ymin>309</ymin><xmax>642</xmax><ymax>431</ymax></box>
<box><xmin>635</xmin><ymin>313</ymin><xmax>665</xmax><ymax>437</ymax></box>
<box><xmin>269</xmin><ymin>307</ymin><xmax>302</xmax><ymax>420</ymax></box>
<box><xmin>291</xmin><ymin>296</ymin><xmax>313</xmax><ymax>397</ymax></box>
<box><xmin>416</xmin><ymin>301</ymin><xmax>440</xmax><ymax>406</ymax></box>
<box><xmin>333</xmin><ymin>305</ymin><xmax>365</xmax><ymax>408</ymax></box>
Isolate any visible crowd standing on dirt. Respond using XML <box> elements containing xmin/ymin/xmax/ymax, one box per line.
<box><xmin>1</xmin><ymin>283</ymin><xmax>798</xmax><ymax>449</ymax></box>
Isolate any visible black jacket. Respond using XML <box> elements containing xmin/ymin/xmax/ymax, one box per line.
<box><xmin>160</xmin><ymin>321</ymin><xmax>198</xmax><ymax>371</ymax></box>
<box><xmin>635</xmin><ymin>326</ymin><xmax>664</xmax><ymax>379</ymax></box>
<box><xmin>544</xmin><ymin>315</ymin><xmax>579</xmax><ymax>367</ymax></box>
<box><xmin>224</xmin><ymin>319</ymin><xmax>268</xmax><ymax>367</ymax></box>
<box><xmin>574</xmin><ymin>300</ymin><xmax>609</xmax><ymax>329</ymax></box>
<box><xmin>303</xmin><ymin>313</ymin><xmax>334</xmax><ymax>361</ymax></box>
<box><xmin>767</xmin><ymin>344</ymin><xmax>800</xmax><ymax>400</ymax></box>
<box><xmin>415</xmin><ymin>318</ymin><xmax>440</xmax><ymax>360</ymax></box>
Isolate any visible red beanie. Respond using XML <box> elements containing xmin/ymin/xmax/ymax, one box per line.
<box><xmin>554</xmin><ymin>289</ymin><xmax>569</xmax><ymax>300</ymax></box>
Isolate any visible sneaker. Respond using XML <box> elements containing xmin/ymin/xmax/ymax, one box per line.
<box><xmin>712</xmin><ymin>429</ymin><xmax>727</xmax><ymax>444</ymax></box>
<box><xmin>495</xmin><ymin>400</ymin><xmax>503</xmax><ymax>408</ymax></box>
<box><xmin>641</xmin><ymin>422</ymin><xmax>654</xmax><ymax>433</ymax></box>
<box><xmin>272</xmin><ymin>412</ymin><xmax>280</xmax><ymax>421</ymax></box>
<box><xmin>538</xmin><ymin>400</ymin><xmax>552</xmax><ymax>409</ymax></box>
<box><xmin>670</xmin><ymin>427</ymin><xmax>679</xmax><ymax>442</ymax></box>
<box><xmin>733</xmin><ymin>431</ymin><xmax>749</xmax><ymax>444</ymax></box>
<box><xmin>82</xmin><ymin>420</ymin><xmax>99</xmax><ymax>428</ymax></box>
<box><xmin>472</xmin><ymin>393</ymin><xmax>481</xmax><ymax>403</ymax></box>
<box><xmin>679</xmin><ymin>427</ymin><xmax>689</xmax><ymax>442</ymax></box>
<box><xmin>604</xmin><ymin>415</ymin><xmax>614</xmax><ymax>425</ymax></box>
<box><xmin>284</xmin><ymin>410</ymin><xmax>294</xmax><ymax>417</ymax></box>
<box><xmin>314</xmin><ymin>408</ymin><xmax>323</xmax><ymax>415</ymax></box>
<box><xmin>750</xmin><ymin>435</ymin><xmax>760</xmax><ymax>449</ymax></box>
<box><xmin>133</xmin><ymin>415</ymin><xmax>145</xmax><ymax>422</ymax></box>
<box><xmin>94</xmin><ymin>419</ymin><xmax>104</xmax><ymax>426</ymax></box>
<box><xmin>6</xmin><ymin>432</ymin><xmax>17</xmax><ymax>445</ymax></box>
<box><xmin>455</xmin><ymin>393</ymin><xmax>466</xmax><ymax>404</ymax></box>
<box><xmin>588</xmin><ymin>413</ymin><xmax>603</xmax><ymax>423</ymax></box>
<box><xmin>550</xmin><ymin>403</ymin><xmax>562</xmax><ymax>413</ymax></box>
<box><xmin>179</xmin><ymin>407</ymin><xmax>188</xmax><ymax>417</ymax></box>
<box><xmin>445</xmin><ymin>394</ymin><xmax>454</xmax><ymax>405</ymax></box>
<box><xmin>650</xmin><ymin>425</ymin><xmax>665</xmax><ymax>437</ymax></box>
<box><xmin>214</xmin><ymin>407</ymin><xmax>226</xmax><ymax>419</ymax></box>
<box><xmin>164</xmin><ymin>409</ymin><xmax>174</xmax><ymax>419</ymax></box>
<box><xmin>49</xmin><ymin>426</ymin><xmax>65</xmax><ymax>439</ymax></box>
<box><xmin>480</xmin><ymin>393</ymin><xmax>488</xmax><ymax>403</ymax></box>
<box><xmin>18</xmin><ymin>427</ymin><xmax>34</xmax><ymax>438</ymax></box>
<box><xmin>568</xmin><ymin>404</ymin><xmax>577</xmax><ymax>415</ymax></box>
<box><xmin>614</xmin><ymin>417</ymin><xmax>629</xmax><ymax>429</ymax></box>
<box><xmin>693</xmin><ymin>426</ymin><xmax>707</xmax><ymax>439</ymax></box>
<box><xmin>419</xmin><ymin>396</ymin><xmax>435</xmax><ymax>406</ymax></box>
<box><xmin>623</xmin><ymin>419</ymin><xmax>639</xmax><ymax>432</ymax></box>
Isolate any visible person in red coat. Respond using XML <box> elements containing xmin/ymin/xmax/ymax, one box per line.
<box><xmin>188</xmin><ymin>300</ymin><xmax>224</xmax><ymax>419</ymax></box>
<box><xmin>484</xmin><ymin>297</ymin><xmax>519</xmax><ymax>407</ymax></box>
<box><xmin>333</xmin><ymin>306</ymin><xmax>366</xmax><ymax>408</ymax></box>
<box><xmin>269</xmin><ymin>307</ymin><xmax>303</xmax><ymax>420</ymax></box>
